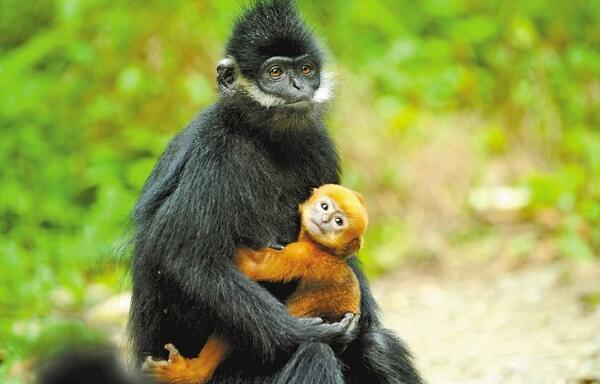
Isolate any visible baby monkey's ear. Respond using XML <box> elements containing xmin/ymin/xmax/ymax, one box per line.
<box><xmin>353</xmin><ymin>191</ymin><xmax>366</xmax><ymax>207</ymax></box>
<box><xmin>340</xmin><ymin>237</ymin><xmax>363</xmax><ymax>258</ymax></box>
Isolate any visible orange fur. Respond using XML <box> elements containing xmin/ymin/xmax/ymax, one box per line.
<box><xmin>149</xmin><ymin>336</ymin><xmax>229</xmax><ymax>384</ymax></box>
<box><xmin>149</xmin><ymin>184</ymin><xmax>367</xmax><ymax>384</ymax></box>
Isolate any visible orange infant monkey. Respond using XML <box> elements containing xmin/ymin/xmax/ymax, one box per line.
<box><xmin>144</xmin><ymin>184</ymin><xmax>368</xmax><ymax>384</ymax></box>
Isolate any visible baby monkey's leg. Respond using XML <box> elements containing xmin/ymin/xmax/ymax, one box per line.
<box><xmin>143</xmin><ymin>335</ymin><xmax>229</xmax><ymax>384</ymax></box>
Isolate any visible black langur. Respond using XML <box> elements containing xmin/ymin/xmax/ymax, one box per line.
<box><xmin>129</xmin><ymin>1</ymin><xmax>423</xmax><ymax>383</ymax></box>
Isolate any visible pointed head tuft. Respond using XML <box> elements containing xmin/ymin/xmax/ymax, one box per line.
<box><xmin>225</xmin><ymin>0</ymin><xmax>323</xmax><ymax>78</ymax></box>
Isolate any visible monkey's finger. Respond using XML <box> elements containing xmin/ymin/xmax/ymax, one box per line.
<box><xmin>329</xmin><ymin>313</ymin><xmax>355</xmax><ymax>334</ymax></box>
<box><xmin>317</xmin><ymin>316</ymin><xmax>351</xmax><ymax>336</ymax></box>
<box><xmin>343</xmin><ymin>312</ymin><xmax>360</xmax><ymax>327</ymax></box>
<box><xmin>266</xmin><ymin>242</ymin><xmax>285</xmax><ymax>251</ymax></box>
<box><xmin>164</xmin><ymin>343</ymin><xmax>181</xmax><ymax>362</ymax></box>
<box><xmin>298</xmin><ymin>316</ymin><xmax>324</xmax><ymax>327</ymax></box>
<box><xmin>345</xmin><ymin>313</ymin><xmax>360</xmax><ymax>335</ymax></box>
<box><xmin>337</xmin><ymin>313</ymin><xmax>354</xmax><ymax>327</ymax></box>
<box><xmin>142</xmin><ymin>356</ymin><xmax>168</xmax><ymax>371</ymax></box>
<box><xmin>141</xmin><ymin>357</ymin><xmax>153</xmax><ymax>371</ymax></box>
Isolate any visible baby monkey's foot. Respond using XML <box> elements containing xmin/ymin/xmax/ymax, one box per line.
<box><xmin>142</xmin><ymin>344</ymin><xmax>205</xmax><ymax>384</ymax></box>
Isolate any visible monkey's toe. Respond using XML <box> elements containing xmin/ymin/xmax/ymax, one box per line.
<box><xmin>164</xmin><ymin>343</ymin><xmax>181</xmax><ymax>362</ymax></box>
<box><xmin>142</xmin><ymin>356</ymin><xmax>168</xmax><ymax>371</ymax></box>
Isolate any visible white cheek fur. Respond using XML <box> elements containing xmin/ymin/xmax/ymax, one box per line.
<box><xmin>312</xmin><ymin>70</ymin><xmax>336</xmax><ymax>104</ymax></box>
<box><xmin>238</xmin><ymin>77</ymin><xmax>288</xmax><ymax>108</ymax></box>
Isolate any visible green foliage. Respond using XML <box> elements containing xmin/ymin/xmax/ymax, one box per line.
<box><xmin>0</xmin><ymin>0</ymin><xmax>599</xmax><ymax>379</ymax></box>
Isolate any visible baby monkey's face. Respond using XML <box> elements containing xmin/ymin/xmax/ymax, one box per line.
<box><xmin>300</xmin><ymin>184</ymin><xmax>368</xmax><ymax>256</ymax></box>
<box><xmin>304</xmin><ymin>194</ymin><xmax>349</xmax><ymax>238</ymax></box>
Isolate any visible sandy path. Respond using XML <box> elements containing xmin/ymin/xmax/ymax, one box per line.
<box><xmin>373</xmin><ymin>263</ymin><xmax>600</xmax><ymax>384</ymax></box>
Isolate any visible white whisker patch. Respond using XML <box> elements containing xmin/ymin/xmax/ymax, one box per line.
<box><xmin>313</xmin><ymin>71</ymin><xmax>336</xmax><ymax>104</ymax></box>
<box><xmin>238</xmin><ymin>77</ymin><xmax>287</xmax><ymax>108</ymax></box>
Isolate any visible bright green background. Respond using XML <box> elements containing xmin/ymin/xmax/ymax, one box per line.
<box><xmin>1</xmin><ymin>0</ymin><xmax>599</xmax><ymax>380</ymax></box>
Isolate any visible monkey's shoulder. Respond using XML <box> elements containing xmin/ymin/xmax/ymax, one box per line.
<box><xmin>166</xmin><ymin>108</ymin><xmax>256</xmax><ymax>163</ymax></box>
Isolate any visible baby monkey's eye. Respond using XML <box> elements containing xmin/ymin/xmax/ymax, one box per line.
<box><xmin>334</xmin><ymin>217</ymin><xmax>344</xmax><ymax>226</ymax></box>
<box><xmin>320</xmin><ymin>202</ymin><xmax>329</xmax><ymax>211</ymax></box>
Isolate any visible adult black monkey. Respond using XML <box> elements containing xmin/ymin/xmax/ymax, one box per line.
<box><xmin>129</xmin><ymin>1</ymin><xmax>423</xmax><ymax>383</ymax></box>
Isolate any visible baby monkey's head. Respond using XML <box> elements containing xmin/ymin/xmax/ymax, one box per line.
<box><xmin>300</xmin><ymin>184</ymin><xmax>368</xmax><ymax>258</ymax></box>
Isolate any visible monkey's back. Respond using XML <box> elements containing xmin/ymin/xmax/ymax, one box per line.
<box><xmin>285</xmin><ymin>258</ymin><xmax>360</xmax><ymax>323</ymax></box>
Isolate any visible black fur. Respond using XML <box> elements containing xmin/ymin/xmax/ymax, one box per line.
<box><xmin>128</xmin><ymin>1</ymin><xmax>423</xmax><ymax>383</ymax></box>
<box><xmin>37</xmin><ymin>348</ymin><xmax>152</xmax><ymax>384</ymax></box>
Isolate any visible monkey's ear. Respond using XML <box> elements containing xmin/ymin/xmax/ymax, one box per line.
<box><xmin>353</xmin><ymin>191</ymin><xmax>366</xmax><ymax>206</ymax></box>
<box><xmin>217</xmin><ymin>56</ymin><xmax>239</xmax><ymax>92</ymax></box>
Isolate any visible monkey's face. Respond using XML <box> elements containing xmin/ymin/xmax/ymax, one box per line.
<box><xmin>303</xmin><ymin>194</ymin><xmax>347</xmax><ymax>238</ymax></box>
<box><xmin>300</xmin><ymin>184</ymin><xmax>368</xmax><ymax>257</ymax></box>
<box><xmin>218</xmin><ymin>55</ymin><xmax>334</xmax><ymax>111</ymax></box>
<box><xmin>255</xmin><ymin>54</ymin><xmax>320</xmax><ymax>109</ymax></box>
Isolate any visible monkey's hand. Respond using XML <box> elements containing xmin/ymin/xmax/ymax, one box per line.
<box><xmin>142</xmin><ymin>344</ymin><xmax>211</xmax><ymax>384</ymax></box>
<box><xmin>266</xmin><ymin>241</ymin><xmax>285</xmax><ymax>251</ymax></box>
<box><xmin>331</xmin><ymin>312</ymin><xmax>361</xmax><ymax>352</ymax></box>
<box><xmin>300</xmin><ymin>312</ymin><xmax>361</xmax><ymax>346</ymax></box>
<box><xmin>236</xmin><ymin>247</ymin><xmax>276</xmax><ymax>270</ymax></box>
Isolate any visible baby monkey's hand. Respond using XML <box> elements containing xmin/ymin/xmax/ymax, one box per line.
<box><xmin>266</xmin><ymin>241</ymin><xmax>286</xmax><ymax>251</ymax></box>
<box><xmin>236</xmin><ymin>247</ymin><xmax>279</xmax><ymax>279</ymax></box>
<box><xmin>238</xmin><ymin>247</ymin><xmax>270</xmax><ymax>264</ymax></box>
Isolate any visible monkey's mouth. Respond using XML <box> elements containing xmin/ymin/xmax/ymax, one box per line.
<box><xmin>283</xmin><ymin>100</ymin><xmax>311</xmax><ymax>109</ymax></box>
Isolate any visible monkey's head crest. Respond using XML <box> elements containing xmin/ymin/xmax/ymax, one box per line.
<box><xmin>225</xmin><ymin>0</ymin><xmax>324</xmax><ymax>79</ymax></box>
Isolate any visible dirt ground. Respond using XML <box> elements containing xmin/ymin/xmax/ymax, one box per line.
<box><xmin>373</xmin><ymin>261</ymin><xmax>600</xmax><ymax>384</ymax></box>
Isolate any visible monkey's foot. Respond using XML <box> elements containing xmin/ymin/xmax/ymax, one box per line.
<box><xmin>142</xmin><ymin>344</ymin><xmax>211</xmax><ymax>384</ymax></box>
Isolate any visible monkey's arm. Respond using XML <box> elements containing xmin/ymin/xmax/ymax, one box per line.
<box><xmin>237</xmin><ymin>242</ymin><xmax>338</xmax><ymax>282</ymax></box>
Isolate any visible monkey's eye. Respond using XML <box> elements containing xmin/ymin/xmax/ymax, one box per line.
<box><xmin>270</xmin><ymin>67</ymin><xmax>283</xmax><ymax>78</ymax></box>
<box><xmin>301</xmin><ymin>64</ymin><xmax>312</xmax><ymax>75</ymax></box>
<box><xmin>320</xmin><ymin>202</ymin><xmax>328</xmax><ymax>211</ymax></box>
<box><xmin>334</xmin><ymin>217</ymin><xmax>344</xmax><ymax>226</ymax></box>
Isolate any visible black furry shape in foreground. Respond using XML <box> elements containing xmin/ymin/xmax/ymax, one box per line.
<box><xmin>37</xmin><ymin>349</ymin><xmax>153</xmax><ymax>384</ymax></box>
<box><xmin>128</xmin><ymin>0</ymin><xmax>423</xmax><ymax>383</ymax></box>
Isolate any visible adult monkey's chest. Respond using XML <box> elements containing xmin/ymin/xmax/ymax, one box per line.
<box><xmin>260</xmin><ymin>165</ymin><xmax>314</xmax><ymax>245</ymax></box>
<box><xmin>250</xmin><ymin>136</ymin><xmax>334</xmax><ymax>244</ymax></box>
<box><xmin>252</xmin><ymin>154</ymin><xmax>325</xmax><ymax>303</ymax></box>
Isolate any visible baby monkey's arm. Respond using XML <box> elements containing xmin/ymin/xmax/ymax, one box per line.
<box><xmin>236</xmin><ymin>242</ymin><xmax>333</xmax><ymax>282</ymax></box>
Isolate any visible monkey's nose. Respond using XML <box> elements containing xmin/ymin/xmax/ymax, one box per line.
<box><xmin>321</xmin><ymin>213</ymin><xmax>331</xmax><ymax>223</ymax></box>
<box><xmin>291</xmin><ymin>78</ymin><xmax>303</xmax><ymax>90</ymax></box>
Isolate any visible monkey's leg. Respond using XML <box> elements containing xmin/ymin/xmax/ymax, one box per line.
<box><xmin>144</xmin><ymin>335</ymin><xmax>230</xmax><ymax>384</ymax></box>
<box><xmin>339</xmin><ymin>328</ymin><xmax>423</xmax><ymax>384</ymax></box>
<box><xmin>340</xmin><ymin>257</ymin><xmax>423</xmax><ymax>384</ymax></box>
<box><xmin>272</xmin><ymin>341</ymin><xmax>344</xmax><ymax>384</ymax></box>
